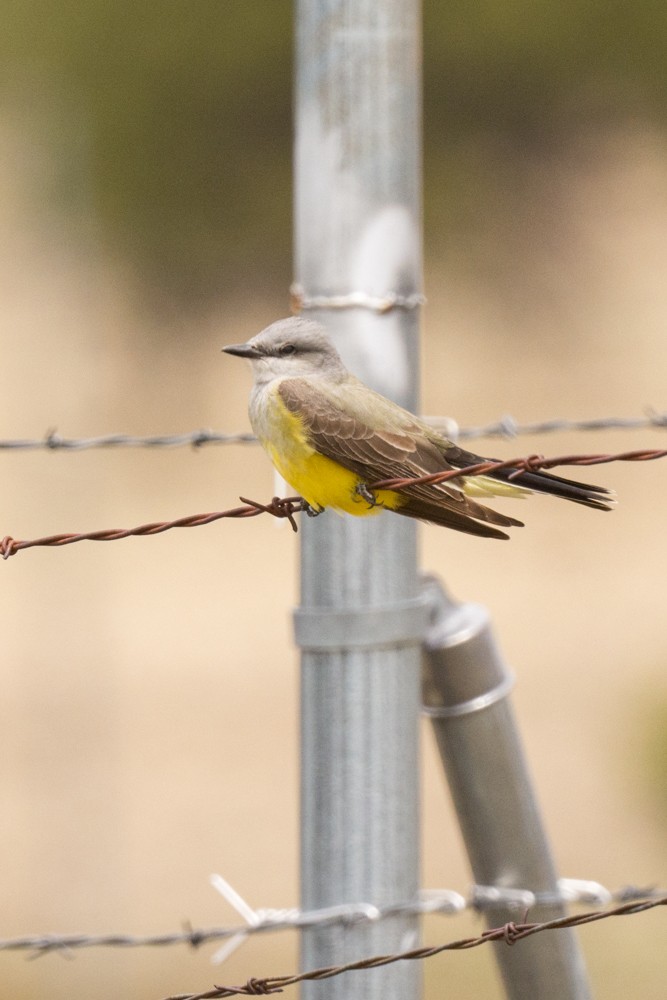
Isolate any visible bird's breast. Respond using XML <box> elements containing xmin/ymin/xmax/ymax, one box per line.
<box><xmin>248</xmin><ymin>381</ymin><xmax>400</xmax><ymax>516</ymax></box>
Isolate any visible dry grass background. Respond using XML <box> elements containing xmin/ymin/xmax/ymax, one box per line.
<box><xmin>1</xmin><ymin>116</ymin><xmax>666</xmax><ymax>999</ymax></box>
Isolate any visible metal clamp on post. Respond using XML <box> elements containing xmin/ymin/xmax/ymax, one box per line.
<box><xmin>293</xmin><ymin>591</ymin><xmax>431</xmax><ymax>652</ymax></box>
<box><xmin>420</xmin><ymin>575</ymin><xmax>515</xmax><ymax>716</ymax></box>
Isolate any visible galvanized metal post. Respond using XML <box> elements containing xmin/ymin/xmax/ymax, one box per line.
<box><xmin>421</xmin><ymin>577</ymin><xmax>592</xmax><ymax>999</ymax></box>
<box><xmin>293</xmin><ymin>3</ymin><xmax>423</xmax><ymax>999</ymax></box>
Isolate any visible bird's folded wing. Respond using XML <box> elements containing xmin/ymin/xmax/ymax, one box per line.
<box><xmin>278</xmin><ymin>379</ymin><xmax>522</xmax><ymax>533</ymax></box>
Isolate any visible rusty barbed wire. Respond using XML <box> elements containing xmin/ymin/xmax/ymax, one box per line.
<box><xmin>161</xmin><ymin>895</ymin><xmax>667</xmax><ymax>1000</ymax></box>
<box><xmin>0</xmin><ymin>882</ymin><xmax>660</xmax><ymax>958</ymax></box>
<box><xmin>370</xmin><ymin>447</ymin><xmax>667</xmax><ymax>492</ymax></box>
<box><xmin>2</xmin><ymin>449</ymin><xmax>666</xmax><ymax>560</ymax></box>
<box><xmin>0</xmin><ymin>497</ymin><xmax>308</xmax><ymax>560</ymax></box>
<box><xmin>0</xmin><ymin>411</ymin><xmax>665</xmax><ymax>453</ymax></box>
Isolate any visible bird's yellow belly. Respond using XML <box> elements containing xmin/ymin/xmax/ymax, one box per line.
<box><xmin>256</xmin><ymin>395</ymin><xmax>401</xmax><ymax>516</ymax></box>
<box><xmin>274</xmin><ymin>447</ymin><xmax>402</xmax><ymax>516</ymax></box>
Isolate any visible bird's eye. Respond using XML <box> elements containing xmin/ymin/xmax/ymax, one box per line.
<box><xmin>278</xmin><ymin>343</ymin><xmax>296</xmax><ymax>356</ymax></box>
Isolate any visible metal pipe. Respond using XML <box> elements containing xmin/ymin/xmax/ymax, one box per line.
<box><xmin>421</xmin><ymin>576</ymin><xmax>592</xmax><ymax>999</ymax></box>
<box><xmin>294</xmin><ymin>2</ymin><xmax>423</xmax><ymax>998</ymax></box>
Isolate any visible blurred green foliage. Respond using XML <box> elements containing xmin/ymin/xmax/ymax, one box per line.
<box><xmin>2</xmin><ymin>0</ymin><xmax>667</xmax><ymax>309</ymax></box>
<box><xmin>2</xmin><ymin>2</ymin><xmax>294</xmax><ymax>307</ymax></box>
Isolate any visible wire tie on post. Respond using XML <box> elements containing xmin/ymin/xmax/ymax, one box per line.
<box><xmin>418</xmin><ymin>890</ymin><xmax>467</xmax><ymax>915</ymax></box>
<box><xmin>294</xmin><ymin>901</ymin><xmax>381</xmax><ymax>930</ymax></box>
<box><xmin>555</xmin><ymin>879</ymin><xmax>612</xmax><ymax>906</ymax></box>
<box><xmin>209</xmin><ymin>875</ymin><xmax>299</xmax><ymax>965</ymax></box>
<box><xmin>472</xmin><ymin>885</ymin><xmax>536</xmax><ymax>912</ymax></box>
<box><xmin>290</xmin><ymin>282</ymin><xmax>426</xmax><ymax>314</ymax></box>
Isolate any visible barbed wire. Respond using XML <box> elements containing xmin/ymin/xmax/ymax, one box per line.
<box><xmin>2</xmin><ymin>448</ymin><xmax>666</xmax><ymax>560</ymax></box>
<box><xmin>370</xmin><ymin>447</ymin><xmax>666</xmax><ymax>492</ymax></box>
<box><xmin>161</xmin><ymin>895</ymin><xmax>667</xmax><ymax>1000</ymax></box>
<box><xmin>0</xmin><ymin>430</ymin><xmax>257</xmax><ymax>451</ymax></box>
<box><xmin>0</xmin><ymin>411</ymin><xmax>664</xmax><ymax>453</ymax></box>
<box><xmin>436</xmin><ymin>409</ymin><xmax>667</xmax><ymax>441</ymax></box>
<box><xmin>203</xmin><ymin>874</ymin><xmax>659</xmax><ymax>965</ymax></box>
<box><xmin>0</xmin><ymin>879</ymin><xmax>661</xmax><ymax>959</ymax></box>
<box><xmin>0</xmin><ymin>496</ymin><xmax>308</xmax><ymax>559</ymax></box>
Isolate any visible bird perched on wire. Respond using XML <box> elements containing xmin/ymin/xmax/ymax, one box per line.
<box><xmin>223</xmin><ymin>317</ymin><xmax>612</xmax><ymax>539</ymax></box>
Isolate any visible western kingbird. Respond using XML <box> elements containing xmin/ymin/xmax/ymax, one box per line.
<box><xmin>223</xmin><ymin>317</ymin><xmax>612</xmax><ymax>539</ymax></box>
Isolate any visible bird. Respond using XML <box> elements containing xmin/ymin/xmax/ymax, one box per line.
<box><xmin>223</xmin><ymin>317</ymin><xmax>613</xmax><ymax>539</ymax></box>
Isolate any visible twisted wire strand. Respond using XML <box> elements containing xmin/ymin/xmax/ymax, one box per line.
<box><xmin>2</xmin><ymin>449</ymin><xmax>666</xmax><ymax>560</ymax></box>
<box><xmin>161</xmin><ymin>895</ymin><xmax>667</xmax><ymax>1000</ymax></box>
<box><xmin>0</xmin><ymin>411</ymin><xmax>665</xmax><ymax>452</ymax></box>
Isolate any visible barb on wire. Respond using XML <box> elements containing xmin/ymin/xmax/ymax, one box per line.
<box><xmin>0</xmin><ymin>881</ymin><xmax>661</xmax><ymax>958</ymax></box>
<box><xmin>0</xmin><ymin>412</ymin><xmax>665</xmax><ymax>453</ymax></box>
<box><xmin>2</xmin><ymin>448</ymin><xmax>667</xmax><ymax>560</ymax></box>
<box><xmin>161</xmin><ymin>895</ymin><xmax>667</xmax><ymax>1000</ymax></box>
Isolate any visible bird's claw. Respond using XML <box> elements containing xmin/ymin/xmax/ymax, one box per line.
<box><xmin>355</xmin><ymin>483</ymin><xmax>382</xmax><ymax>509</ymax></box>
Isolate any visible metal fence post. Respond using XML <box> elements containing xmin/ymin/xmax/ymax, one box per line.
<box><xmin>421</xmin><ymin>576</ymin><xmax>593</xmax><ymax>999</ymax></box>
<box><xmin>293</xmin><ymin>2</ymin><xmax>423</xmax><ymax>999</ymax></box>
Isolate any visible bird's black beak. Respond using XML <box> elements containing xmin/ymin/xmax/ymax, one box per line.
<box><xmin>222</xmin><ymin>342</ymin><xmax>260</xmax><ymax>358</ymax></box>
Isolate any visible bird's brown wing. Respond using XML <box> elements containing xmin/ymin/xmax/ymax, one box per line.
<box><xmin>278</xmin><ymin>379</ymin><xmax>523</xmax><ymax>538</ymax></box>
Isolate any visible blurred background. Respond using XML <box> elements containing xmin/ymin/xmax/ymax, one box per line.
<box><xmin>1</xmin><ymin>2</ymin><xmax>666</xmax><ymax>998</ymax></box>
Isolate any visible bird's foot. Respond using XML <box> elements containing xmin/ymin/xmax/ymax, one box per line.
<box><xmin>355</xmin><ymin>483</ymin><xmax>382</xmax><ymax>509</ymax></box>
<box><xmin>304</xmin><ymin>502</ymin><xmax>324</xmax><ymax>518</ymax></box>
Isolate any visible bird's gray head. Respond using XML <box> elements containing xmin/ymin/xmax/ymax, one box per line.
<box><xmin>223</xmin><ymin>317</ymin><xmax>347</xmax><ymax>383</ymax></box>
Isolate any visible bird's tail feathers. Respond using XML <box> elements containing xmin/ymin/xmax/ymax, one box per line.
<box><xmin>395</xmin><ymin>494</ymin><xmax>524</xmax><ymax>540</ymax></box>
<box><xmin>445</xmin><ymin>447</ymin><xmax>614</xmax><ymax>511</ymax></box>
<box><xmin>488</xmin><ymin>466</ymin><xmax>614</xmax><ymax>510</ymax></box>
